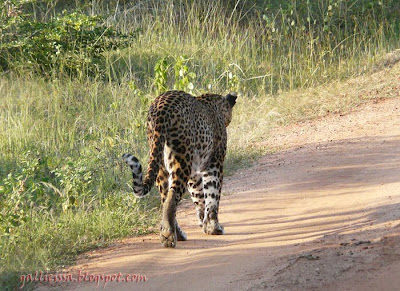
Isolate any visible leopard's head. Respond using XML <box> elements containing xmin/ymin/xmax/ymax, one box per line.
<box><xmin>222</xmin><ymin>92</ymin><xmax>237</xmax><ymax>127</ymax></box>
<box><xmin>197</xmin><ymin>92</ymin><xmax>237</xmax><ymax>127</ymax></box>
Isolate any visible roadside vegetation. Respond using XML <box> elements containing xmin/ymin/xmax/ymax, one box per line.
<box><xmin>1</xmin><ymin>0</ymin><xmax>399</xmax><ymax>289</ymax></box>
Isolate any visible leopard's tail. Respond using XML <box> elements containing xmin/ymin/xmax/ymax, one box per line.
<box><xmin>123</xmin><ymin>129</ymin><xmax>165</xmax><ymax>198</ymax></box>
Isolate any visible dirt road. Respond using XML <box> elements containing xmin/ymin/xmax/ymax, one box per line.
<box><xmin>39</xmin><ymin>94</ymin><xmax>400</xmax><ymax>291</ymax></box>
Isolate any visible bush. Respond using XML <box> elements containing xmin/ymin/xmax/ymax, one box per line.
<box><xmin>0</xmin><ymin>1</ymin><xmax>135</xmax><ymax>77</ymax></box>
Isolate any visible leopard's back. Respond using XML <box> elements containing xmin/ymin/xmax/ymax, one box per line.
<box><xmin>148</xmin><ymin>91</ymin><xmax>227</xmax><ymax>174</ymax></box>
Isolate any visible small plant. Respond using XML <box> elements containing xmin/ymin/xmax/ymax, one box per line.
<box><xmin>0</xmin><ymin>151</ymin><xmax>50</xmax><ymax>235</ymax></box>
<box><xmin>173</xmin><ymin>56</ymin><xmax>196</xmax><ymax>94</ymax></box>
<box><xmin>153</xmin><ymin>56</ymin><xmax>197</xmax><ymax>94</ymax></box>
<box><xmin>53</xmin><ymin>156</ymin><xmax>94</xmax><ymax>211</ymax></box>
<box><xmin>153</xmin><ymin>58</ymin><xmax>169</xmax><ymax>95</ymax></box>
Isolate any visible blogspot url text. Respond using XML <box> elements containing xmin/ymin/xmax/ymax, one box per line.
<box><xmin>19</xmin><ymin>270</ymin><xmax>147</xmax><ymax>289</ymax></box>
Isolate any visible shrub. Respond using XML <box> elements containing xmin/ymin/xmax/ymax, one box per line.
<box><xmin>0</xmin><ymin>0</ymin><xmax>135</xmax><ymax>77</ymax></box>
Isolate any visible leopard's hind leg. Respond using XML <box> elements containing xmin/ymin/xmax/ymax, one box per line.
<box><xmin>202</xmin><ymin>163</ymin><xmax>224</xmax><ymax>235</ymax></box>
<box><xmin>188</xmin><ymin>174</ymin><xmax>205</xmax><ymax>227</ymax></box>
<box><xmin>156</xmin><ymin>166</ymin><xmax>187</xmax><ymax>242</ymax></box>
<box><xmin>159</xmin><ymin>143</ymin><xmax>191</xmax><ymax>247</ymax></box>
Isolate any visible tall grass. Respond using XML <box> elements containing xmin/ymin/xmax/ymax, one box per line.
<box><xmin>0</xmin><ymin>76</ymin><xmax>160</xmax><ymax>289</ymax></box>
<box><xmin>1</xmin><ymin>0</ymin><xmax>399</xmax><ymax>289</ymax></box>
<box><xmin>101</xmin><ymin>0</ymin><xmax>399</xmax><ymax>93</ymax></box>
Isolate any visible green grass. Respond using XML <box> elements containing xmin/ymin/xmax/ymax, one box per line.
<box><xmin>1</xmin><ymin>200</ymin><xmax>159</xmax><ymax>288</ymax></box>
<box><xmin>1</xmin><ymin>0</ymin><xmax>400</xmax><ymax>289</ymax></box>
<box><xmin>0</xmin><ymin>77</ymin><xmax>161</xmax><ymax>289</ymax></box>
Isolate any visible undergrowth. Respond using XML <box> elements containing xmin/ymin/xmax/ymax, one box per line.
<box><xmin>0</xmin><ymin>0</ymin><xmax>399</xmax><ymax>289</ymax></box>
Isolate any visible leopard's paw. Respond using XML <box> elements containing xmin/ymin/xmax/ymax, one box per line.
<box><xmin>203</xmin><ymin>220</ymin><xmax>225</xmax><ymax>235</ymax></box>
<box><xmin>160</xmin><ymin>223</ymin><xmax>177</xmax><ymax>248</ymax></box>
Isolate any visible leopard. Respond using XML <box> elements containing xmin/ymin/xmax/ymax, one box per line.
<box><xmin>123</xmin><ymin>90</ymin><xmax>237</xmax><ymax>248</ymax></box>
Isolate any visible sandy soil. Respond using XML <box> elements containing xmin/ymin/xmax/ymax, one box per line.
<box><xmin>36</xmin><ymin>92</ymin><xmax>400</xmax><ymax>290</ymax></box>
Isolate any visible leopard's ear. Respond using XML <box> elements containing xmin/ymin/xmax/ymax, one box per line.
<box><xmin>226</xmin><ymin>92</ymin><xmax>237</xmax><ymax>107</ymax></box>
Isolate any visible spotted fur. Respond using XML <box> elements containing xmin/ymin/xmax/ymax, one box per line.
<box><xmin>123</xmin><ymin>90</ymin><xmax>237</xmax><ymax>248</ymax></box>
